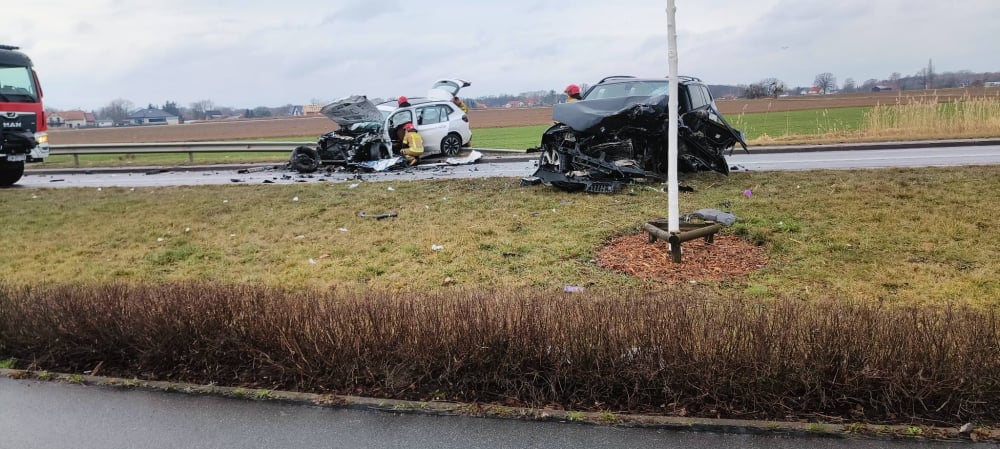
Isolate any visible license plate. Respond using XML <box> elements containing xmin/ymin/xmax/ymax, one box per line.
<box><xmin>5</xmin><ymin>154</ymin><xmax>26</xmax><ymax>162</ymax></box>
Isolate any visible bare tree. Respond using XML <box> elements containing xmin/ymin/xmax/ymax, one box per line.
<box><xmin>743</xmin><ymin>78</ymin><xmax>787</xmax><ymax>99</ymax></box>
<box><xmin>98</xmin><ymin>98</ymin><xmax>134</xmax><ymax>122</ymax></box>
<box><xmin>888</xmin><ymin>72</ymin><xmax>901</xmax><ymax>88</ymax></box>
<box><xmin>841</xmin><ymin>77</ymin><xmax>856</xmax><ymax>93</ymax></box>
<box><xmin>814</xmin><ymin>73</ymin><xmax>836</xmax><ymax>94</ymax></box>
<box><xmin>860</xmin><ymin>79</ymin><xmax>879</xmax><ymax>92</ymax></box>
<box><xmin>189</xmin><ymin>100</ymin><xmax>215</xmax><ymax>120</ymax></box>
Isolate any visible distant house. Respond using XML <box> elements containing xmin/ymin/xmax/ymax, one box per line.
<box><xmin>289</xmin><ymin>105</ymin><xmax>304</xmax><ymax>116</ymax></box>
<box><xmin>985</xmin><ymin>81</ymin><xmax>1000</xmax><ymax>88</ymax></box>
<box><xmin>204</xmin><ymin>110</ymin><xmax>224</xmax><ymax>120</ymax></box>
<box><xmin>84</xmin><ymin>112</ymin><xmax>96</xmax><ymax>127</ymax></box>
<box><xmin>48</xmin><ymin>110</ymin><xmax>88</xmax><ymax>128</ymax></box>
<box><xmin>504</xmin><ymin>100</ymin><xmax>525</xmax><ymax>108</ymax></box>
<box><xmin>303</xmin><ymin>104</ymin><xmax>323</xmax><ymax>116</ymax></box>
<box><xmin>807</xmin><ymin>86</ymin><xmax>822</xmax><ymax>95</ymax></box>
<box><xmin>129</xmin><ymin>108</ymin><xmax>179</xmax><ymax>125</ymax></box>
<box><xmin>871</xmin><ymin>84</ymin><xmax>894</xmax><ymax>92</ymax></box>
<box><xmin>96</xmin><ymin>119</ymin><xmax>114</xmax><ymax>128</ymax></box>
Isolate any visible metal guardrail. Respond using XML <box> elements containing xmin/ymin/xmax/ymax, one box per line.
<box><xmin>49</xmin><ymin>142</ymin><xmax>304</xmax><ymax>166</ymax></box>
<box><xmin>48</xmin><ymin>142</ymin><xmax>529</xmax><ymax>166</ymax></box>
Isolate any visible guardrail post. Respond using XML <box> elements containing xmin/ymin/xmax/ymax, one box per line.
<box><xmin>188</xmin><ymin>152</ymin><xmax>194</xmax><ymax>163</ymax></box>
<box><xmin>73</xmin><ymin>154</ymin><xmax>79</xmax><ymax>167</ymax></box>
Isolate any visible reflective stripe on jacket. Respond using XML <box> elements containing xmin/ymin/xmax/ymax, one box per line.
<box><xmin>404</xmin><ymin>132</ymin><xmax>424</xmax><ymax>153</ymax></box>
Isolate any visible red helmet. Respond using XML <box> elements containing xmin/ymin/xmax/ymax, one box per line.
<box><xmin>564</xmin><ymin>84</ymin><xmax>580</xmax><ymax>96</ymax></box>
<box><xmin>403</xmin><ymin>122</ymin><xmax>414</xmax><ymax>130</ymax></box>
<box><xmin>398</xmin><ymin>96</ymin><xmax>408</xmax><ymax>104</ymax></box>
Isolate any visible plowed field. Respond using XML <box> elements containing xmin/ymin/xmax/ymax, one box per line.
<box><xmin>48</xmin><ymin>88</ymin><xmax>997</xmax><ymax>145</ymax></box>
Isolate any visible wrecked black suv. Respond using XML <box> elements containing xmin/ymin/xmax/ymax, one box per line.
<box><xmin>531</xmin><ymin>76</ymin><xmax>747</xmax><ymax>193</ymax></box>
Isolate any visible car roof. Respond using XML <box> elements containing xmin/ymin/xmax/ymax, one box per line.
<box><xmin>376</xmin><ymin>97</ymin><xmax>454</xmax><ymax>110</ymax></box>
<box><xmin>594</xmin><ymin>75</ymin><xmax>702</xmax><ymax>85</ymax></box>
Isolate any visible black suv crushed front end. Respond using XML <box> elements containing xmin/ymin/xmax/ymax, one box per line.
<box><xmin>531</xmin><ymin>76</ymin><xmax>747</xmax><ymax>193</ymax></box>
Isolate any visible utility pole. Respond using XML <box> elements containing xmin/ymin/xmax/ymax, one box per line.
<box><xmin>926</xmin><ymin>58</ymin><xmax>935</xmax><ymax>89</ymax></box>
<box><xmin>645</xmin><ymin>0</ymin><xmax>722</xmax><ymax>263</ymax></box>
<box><xmin>666</xmin><ymin>0</ymin><xmax>679</xmax><ymax>234</ymax></box>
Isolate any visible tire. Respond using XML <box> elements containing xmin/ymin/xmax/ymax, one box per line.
<box><xmin>289</xmin><ymin>146</ymin><xmax>320</xmax><ymax>173</ymax></box>
<box><xmin>0</xmin><ymin>161</ymin><xmax>25</xmax><ymax>187</ymax></box>
<box><xmin>539</xmin><ymin>146</ymin><xmax>569</xmax><ymax>173</ymax></box>
<box><xmin>440</xmin><ymin>133</ymin><xmax>463</xmax><ymax>157</ymax></box>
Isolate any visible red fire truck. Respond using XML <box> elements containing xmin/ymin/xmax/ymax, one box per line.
<box><xmin>0</xmin><ymin>44</ymin><xmax>49</xmax><ymax>186</ymax></box>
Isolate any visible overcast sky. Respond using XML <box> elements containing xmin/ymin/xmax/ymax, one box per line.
<box><xmin>5</xmin><ymin>0</ymin><xmax>998</xmax><ymax>110</ymax></box>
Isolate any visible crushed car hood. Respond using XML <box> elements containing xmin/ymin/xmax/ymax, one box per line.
<box><xmin>553</xmin><ymin>95</ymin><xmax>669</xmax><ymax>132</ymax></box>
<box><xmin>321</xmin><ymin>95</ymin><xmax>383</xmax><ymax>127</ymax></box>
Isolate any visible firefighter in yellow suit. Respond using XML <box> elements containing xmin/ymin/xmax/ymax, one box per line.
<box><xmin>452</xmin><ymin>96</ymin><xmax>468</xmax><ymax>113</ymax></box>
<box><xmin>400</xmin><ymin>122</ymin><xmax>424</xmax><ymax>166</ymax></box>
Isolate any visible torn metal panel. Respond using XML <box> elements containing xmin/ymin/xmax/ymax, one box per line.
<box><xmin>320</xmin><ymin>95</ymin><xmax>383</xmax><ymax>127</ymax></box>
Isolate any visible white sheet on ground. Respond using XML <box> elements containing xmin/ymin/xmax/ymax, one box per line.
<box><xmin>445</xmin><ymin>150</ymin><xmax>483</xmax><ymax>165</ymax></box>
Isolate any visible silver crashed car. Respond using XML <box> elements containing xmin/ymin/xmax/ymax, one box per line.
<box><xmin>289</xmin><ymin>79</ymin><xmax>472</xmax><ymax>173</ymax></box>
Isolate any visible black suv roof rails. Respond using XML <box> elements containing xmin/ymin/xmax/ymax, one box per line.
<box><xmin>666</xmin><ymin>75</ymin><xmax>702</xmax><ymax>83</ymax></box>
<box><xmin>597</xmin><ymin>75</ymin><xmax>637</xmax><ymax>84</ymax></box>
<box><xmin>0</xmin><ymin>45</ymin><xmax>21</xmax><ymax>51</ymax></box>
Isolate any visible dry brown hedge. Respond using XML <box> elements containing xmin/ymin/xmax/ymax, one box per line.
<box><xmin>1</xmin><ymin>281</ymin><xmax>998</xmax><ymax>425</ymax></box>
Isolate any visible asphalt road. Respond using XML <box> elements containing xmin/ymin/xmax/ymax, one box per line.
<box><xmin>0</xmin><ymin>379</ymin><xmax>969</xmax><ymax>449</ymax></box>
<box><xmin>12</xmin><ymin>144</ymin><xmax>1000</xmax><ymax>189</ymax></box>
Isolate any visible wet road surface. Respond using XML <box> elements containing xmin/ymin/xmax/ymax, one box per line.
<box><xmin>14</xmin><ymin>144</ymin><xmax>1000</xmax><ymax>189</ymax></box>
<box><xmin>0</xmin><ymin>378</ymin><xmax>969</xmax><ymax>449</ymax></box>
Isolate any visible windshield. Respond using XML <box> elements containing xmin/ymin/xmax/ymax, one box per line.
<box><xmin>583</xmin><ymin>81</ymin><xmax>669</xmax><ymax>100</ymax></box>
<box><xmin>0</xmin><ymin>65</ymin><xmax>38</xmax><ymax>102</ymax></box>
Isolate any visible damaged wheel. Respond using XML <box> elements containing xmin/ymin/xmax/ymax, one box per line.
<box><xmin>441</xmin><ymin>133</ymin><xmax>463</xmax><ymax>157</ymax></box>
<box><xmin>539</xmin><ymin>146</ymin><xmax>568</xmax><ymax>172</ymax></box>
<box><xmin>290</xmin><ymin>146</ymin><xmax>320</xmax><ymax>173</ymax></box>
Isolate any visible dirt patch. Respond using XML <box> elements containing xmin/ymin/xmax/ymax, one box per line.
<box><xmin>596</xmin><ymin>233</ymin><xmax>768</xmax><ymax>284</ymax></box>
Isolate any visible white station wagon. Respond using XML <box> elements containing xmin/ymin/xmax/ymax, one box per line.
<box><xmin>289</xmin><ymin>79</ymin><xmax>472</xmax><ymax>172</ymax></box>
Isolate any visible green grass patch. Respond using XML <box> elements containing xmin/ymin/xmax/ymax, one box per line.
<box><xmin>471</xmin><ymin>125</ymin><xmax>549</xmax><ymax>150</ymax></box>
<box><xmin>37</xmin><ymin>152</ymin><xmax>292</xmax><ymax>169</ymax></box>
<box><xmin>728</xmin><ymin>107</ymin><xmax>868</xmax><ymax>140</ymax></box>
<box><xmin>2</xmin><ymin>166</ymin><xmax>997</xmax><ymax>305</ymax></box>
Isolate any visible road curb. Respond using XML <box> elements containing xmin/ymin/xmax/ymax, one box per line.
<box><xmin>1</xmin><ymin>368</ymin><xmax>991</xmax><ymax>442</ymax></box>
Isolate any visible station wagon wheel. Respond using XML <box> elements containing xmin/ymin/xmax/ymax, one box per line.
<box><xmin>441</xmin><ymin>133</ymin><xmax>463</xmax><ymax>156</ymax></box>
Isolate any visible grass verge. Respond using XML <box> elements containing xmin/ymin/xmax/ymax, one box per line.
<box><xmin>3</xmin><ymin>167</ymin><xmax>997</xmax><ymax>304</ymax></box>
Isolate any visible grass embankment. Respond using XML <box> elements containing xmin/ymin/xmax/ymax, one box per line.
<box><xmin>2</xmin><ymin>167</ymin><xmax>998</xmax><ymax>303</ymax></box>
<box><xmin>2</xmin><ymin>283</ymin><xmax>999</xmax><ymax>425</ymax></box>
